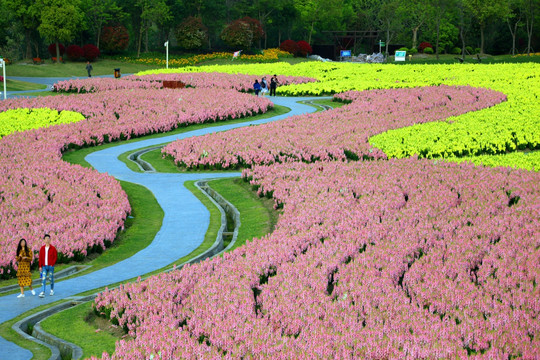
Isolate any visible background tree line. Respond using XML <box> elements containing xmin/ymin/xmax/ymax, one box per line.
<box><xmin>0</xmin><ymin>0</ymin><xmax>538</xmax><ymax>61</ymax></box>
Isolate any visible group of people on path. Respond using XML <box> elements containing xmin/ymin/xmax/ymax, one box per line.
<box><xmin>253</xmin><ymin>75</ymin><xmax>279</xmax><ymax>97</ymax></box>
<box><xmin>15</xmin><ymin>234</ymin><xmax>57</xmax><ymax>298</ymax></box>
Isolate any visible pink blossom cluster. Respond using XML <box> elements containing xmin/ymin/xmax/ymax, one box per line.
<box><xmin>128</xmin><ymin>72</ymin><xmax>317</xmax><ymax>92</ymax></box>
<box><xmin>0</xmin><ymin>88</ymin><xmax>272</xmax><ymax>273</ymax></box>
<box><xmin>52</xmin><ymin>73</ymin><xmax>317</xmax><ymax>94</ymax></box>
<box><xmin>53</xmin><ymin>78</ymin><xmax>162</xmax><ymax>93</ymax></box>
<box><xmin>93</xmin><ymin>159</ymin><xmax>540</xmax><ymax>358</ymax></box>
<box><xmin>162</xmin><ymin>85</ymin><xmax>506</xmax><ymax>168</ymax></box>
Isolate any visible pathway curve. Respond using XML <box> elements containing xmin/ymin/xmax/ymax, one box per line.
<box><xmin>0</xmin><ymin>95</ymin><xmax>328</xmax><ymax>359</ymax></box>
<box><xmin>2</xmin><ymin>75</ymin><xmax>122</xmax><ymax>99</ymax></box>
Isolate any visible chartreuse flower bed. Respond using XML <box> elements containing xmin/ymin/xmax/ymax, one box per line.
<box><xmin>0</xmin><ymin>108</ymin><xmax>84</xmax><ymax>139</ymax></box>
<box><xmin>114</xmin><ymin>48</ymin><xmax>292</xmax><ymax>67</ymax></box>
<box><xmin>139</xmin><ymin>62</ymin><xmax>540</xmax><ymax>171</ymax></box>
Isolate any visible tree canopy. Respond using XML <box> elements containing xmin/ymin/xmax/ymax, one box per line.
<box><xmin>0</xmin><ymin>0</ymin><xmax>538</xmax><ymax>59</ymax></box>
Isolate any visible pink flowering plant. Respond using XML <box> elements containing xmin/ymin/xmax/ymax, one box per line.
<box><xmin>162</xmin><ymin>85</ymin><xmax>506</xmax><ymax>169</ymax></box>
<box><xmin>0</xmin><ymin>87</ymin><xmax>272</xmax><ymax>275</ymax></box>
<box><xmin>53</xmin><ymin>72</ymin><xmax>317</xmax><ymax>94</ymax></box>
<box><xmin>93</xmin><ymin>158</ymin><xmax>540</xmax><ymax>358</ymax></box>
<box><xmin>91</xmin><ymin>84</ymin><xmax>539</xmax><ymax>358</ymax></box>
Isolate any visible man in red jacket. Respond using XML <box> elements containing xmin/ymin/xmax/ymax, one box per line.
<box><xmin>38</xmin><ymin>234</ymin><xmax>57</xmax><ymax>298</ymax></box>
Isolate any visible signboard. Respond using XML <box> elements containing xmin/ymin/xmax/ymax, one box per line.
<box><xmin>395</xmin><ymin>51</ymin><xmax>406</xmax><ymax>61</ymax></box>
<box><xmin>340</xmin><ymin>50</ymin><xmax>351</xmax><ymax>57</ymax></box>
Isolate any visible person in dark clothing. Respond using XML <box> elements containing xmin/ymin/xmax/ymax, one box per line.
<box><xmin>270</xmin><ymin>75</ymin><xmax>279</xmax><ymax>96</ymax></box>
<box><xmin>253</xmin><ymin>79</ymin><xmax>262</xmax><ymax>96</ymax></box>
<box><xmin>86</xmin><ymin>61</ymin><xmax>93</xmax><ymax>77</ymax></box>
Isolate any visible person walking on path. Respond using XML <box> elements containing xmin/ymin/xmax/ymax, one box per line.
<box><xmin>253</xmin><ymin>79</ymin><xmax>262</xmax><ymax>96</ymax></box>
<box><xmin>16</xmin><ymin>239</ymin><xmax>35</xmax><ymax>298</ymax></box>
<box><xmin>260</xmin><ymin>77</ymin><xmax>269</xmax><ymax>96</ymax></box>
<box><xmin>86</xmin><ymin>61</ymin><xmax>93</xmax><ymax>77</ymax></box>
<box><xmin>270</xmin><ymin>75</ymin><xmax>279</xmax><ymax>96</ymax></box>
<box><xmin>38</xmin><ymin>234</ymin><xmax>57</xmax><ymax>298</ymax></box>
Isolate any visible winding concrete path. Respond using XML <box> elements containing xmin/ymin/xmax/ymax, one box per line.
<box><xmin>0</xmin><ymin>94</ymin><xmax>327</xmax><ymax>359</ymax></box>
<box><xmin>2</xmin><ymin>75</ymin><xmax>121</xmax><ymax>99</ymax></box>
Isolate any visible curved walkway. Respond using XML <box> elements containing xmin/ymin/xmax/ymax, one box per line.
<box><xmin>0</xmin><ymin>95</ymin><xmax>328</xmax><ymax>359</ymax></box>
<box><xmin>2</xmin><ymin>75</ymin><xmax>122</xmax><ymax>99</ymax></box>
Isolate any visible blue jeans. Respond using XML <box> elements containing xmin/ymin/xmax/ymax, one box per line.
<box><xmin>41</xmin><ymin>266</ymin><xmax>54</xmax><ymax>293</ymax></box>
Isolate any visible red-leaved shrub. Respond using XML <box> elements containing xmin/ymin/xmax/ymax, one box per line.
<box><xmin>101</xmin><ymin>25</ymin><xmax>129</xmax><ymax>52</ymax></box>
<box><xmin>418</xmin><ymin>42</ymin><xmax>433</xmax><ymax>53</ymax></box>
<box><xmin>48</xmin><ymin>43</ymin><xmax>65</xmax><ymax>57</ymax></box>
<box><xmin>297</xmin><ymin>40</ymin><xmax>312</xmax><ymax>57</ymax></box>
<box><xmin>83</xmin><ymin>44</ymin><xmax>100</xmax><ymax>61</ymax></box>
<box><xmin>239</xmin><ymin>17</ymin><xmax>264</xmax><ymax>43</ymax></box>
<box><xmin>280</xmin><ymin>40</ymin><xmax>298</xmax><ymax>55</ymax></box>
<box><xmin>66</xmin><ymin>45</ymin><xmax>84</xmax><ymax>61</ymax></box>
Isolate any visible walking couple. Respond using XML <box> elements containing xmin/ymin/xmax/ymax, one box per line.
<box><xmin>16</xmin><ymin>234</ymin><xmax>57</xmax><ymax>298</ymax></box>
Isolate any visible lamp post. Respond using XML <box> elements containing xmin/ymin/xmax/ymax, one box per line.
<box><xmin>0</xmin><ymin>58</ymin><xmax>6</xmax><ymax>100</ymax></box>
<box><xmin>164</xmin><ymin>41</ymin><xmax>169</xmax><ymax>69</ymax></box>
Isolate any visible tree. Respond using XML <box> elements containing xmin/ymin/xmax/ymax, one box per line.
<box><xmin>34</xmin><ymin>0</ymin><xmax>84</xmax><ymax>62</ymax></box>
<box><xmin>3</xmin><ymin>0</ymin><xmax>40</xmax><ymax>58</ymax></box>
<box><xmin>426</xmin><ymin>0</ymin><xmax>458</xmax><ymax>58</ymax></box>
<box><xmin>175</xmin><ymin>16</ymin><xmax>208</xmax><ymax>50</ymax></box>
<box><xmin>221</xmin><ymin>18</ymin><xmax>256</xmax><ymax>48</ymax></box>
<box><xmin>378</xmin><ymin>0</ymin><xmax>404</xmax><ymax>55</ymax></box>
<box><xmin>400</xmin><ymin>0</ymin><xmax>429</xmax><ymax>49</ymax></box>
<box><xmin>133</xmin><ymin>0</ymin><xmax>171</xmax><ymax>57</ymax></box>
<box><xmin>268</xmin><ymin>1</ymin><xmax>298</xmax><ymax>46</ymax></box>
<box><xmin>294</xmin><ymin>0</ymin><xmax>351</xmax><ymax>44</ymax></box>
<box><xmin>463</xmin><ymin>0</ymin><xmax>510</xmax><ymax>54</ymax></box>
<box><xmin>81</xmin><ymin>0</ymin><xmax>123</xmax><ymax>49</ymax></box>
<box><xmin>522</xmin><ymin>0</ymin><xmax>539</xmax><ymax>55</ymax></box>
<box><xmin>506</xmin><ymin>0</ymin><xmax>524</xmax><ymax>54</ymax></box>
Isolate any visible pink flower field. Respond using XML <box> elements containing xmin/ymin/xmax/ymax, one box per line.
<box><xmin>0</xmin><ymin>87</ymin><xmax>272</xmax><ymax>274</ymax></box>
<box><xmin>162</xmin><ymin>85</ymin><xmax>507</xmax><ymax>168</ymax></box>
<box><xmin>94</xmin><ymin>159</ymin><xmax>540</xmax><ymax>358</ymax></box>
<box><xmin>92</xmin><ymin>84</ymin><xmax>539</xmax><ymax>358</ymax></box>
<box><xmin>53</xmin><ymin>72</ymin><xmax>317</xmax><ymax>94</ymax></box>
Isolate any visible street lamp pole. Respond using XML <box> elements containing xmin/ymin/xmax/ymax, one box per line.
<box><xmin>0</xmin><ymin>58</ymin><xmax>6</xmax><ymax>100</ymax></box>
<box><xmin>164</xmin><ymin>41</ymin><xmax>169</xmax><ymax>69</ymax></box>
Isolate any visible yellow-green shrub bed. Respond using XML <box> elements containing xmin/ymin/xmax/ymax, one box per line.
<box><xmin>0</xmin><ymin>108</ymin><xmax>85</xmax><ymax>139</ymax></box>
<box><xmin>138</xmin><ymin>62</ymin><xmax>540</xmax><ymax>171</ymax></box>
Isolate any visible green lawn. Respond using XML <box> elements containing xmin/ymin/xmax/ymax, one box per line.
<box><xmin>40</xmin><ymin>302</ymin><xmax>123</xmax><ymax>359</ymax></box>
<box><xmin>4</xmin><ymin>79</ymin><xmax>47</xmax><ymax>91</ymax></box>
<box><xmin>208</xmin><ymin>177</ymin><xmax>280</xmax><ymax>251</ymax></box>
<box><xmin>4</xmin><ymin>59</ymin><xmax>160</xmax><ymax>77</ymax></box>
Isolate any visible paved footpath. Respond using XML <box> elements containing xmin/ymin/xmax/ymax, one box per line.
<box><xmin>0</xmin><ymin>94</ymin><xmax>327</xmax><ymax>359</ymax></box>
<box><xmin>2</xmin><ymin>75</ymin><xmax>120</xmax><ymax>99</ymax></box>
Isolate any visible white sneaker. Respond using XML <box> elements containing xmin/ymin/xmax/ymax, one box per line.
<box><xmin>17</xmin><ymin>293</ymin><xmax>24</xmax><ymax>298</ymax></box>
<box><xmin>31</xmin><ymin>290</ymin><xmax>35</xmax><ymax>296</ymax></box>
<box><xmin>50</xmin><ymin>290</ymin><xmax>54</xmax><ymax>296</ymax></box>
<box><xmin>39</xmin><ymin>292</ymin><xmax>45</xmax><ymax>298</ymax></box>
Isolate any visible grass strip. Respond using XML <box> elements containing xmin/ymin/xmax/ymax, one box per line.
<box><xmin>6</xmin><ymin>79</ymin><xmax>48</xmax><ymax>91</ymax></box>
<box><xmin>4</xmin><ymin>59</ymin><xmax>159</xmax><ymax>78</ymax></box>
<box><xmin>207</xmin><ymin>177</ymin><xmax>280</xmax><ymax>251</ymax></box>
<box><xmin>40</xmin><ymin>301</ymin><xmax>119</xmax><ymax>359</ymax></box>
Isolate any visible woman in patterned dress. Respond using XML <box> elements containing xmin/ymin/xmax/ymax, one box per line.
<box><xmin>16</xmin><ymin>238</ymin><xmax>35</xmax><ymax>298</ymax></box>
